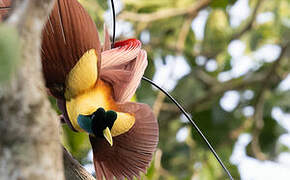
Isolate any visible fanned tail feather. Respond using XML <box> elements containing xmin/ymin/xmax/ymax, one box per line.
<box><xmin>90</xmin><ymin>102</ymin><xmax>159</xmax><ymax>180</ymax></box>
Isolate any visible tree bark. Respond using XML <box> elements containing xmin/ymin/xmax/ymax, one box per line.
<box><xmin>0</xmin><ymin>0</ymin><xmax>64</xmax><ymax>179</ymax></box>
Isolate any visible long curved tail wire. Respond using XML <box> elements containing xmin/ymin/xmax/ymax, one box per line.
<box><xmin>109</xmin><ymin>0</ymin><xmax>116</xmax><ymax>48</ymax></box>
<box><xmin>109</xmin><ymin>1</ymin><xmax>233</xmax><ymax>179</ymax></box>
<box><xmin>142</xmin><ymin>77</ymin><xmax>234</xmax><ymax>180</ymax></box>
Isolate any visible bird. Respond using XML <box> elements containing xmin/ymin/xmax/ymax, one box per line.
<box><xmin>1</xmin><ymin>0</ymin><xmax>159</xmax><ymax>179</ymax></box>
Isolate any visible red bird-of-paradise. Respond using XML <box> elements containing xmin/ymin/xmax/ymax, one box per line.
<box><xmin>1</xmin><ymin>0</ymin><xmax>159</xmax><ymax>179</ymax></box>
<box><xmin>42</xmin><ymin>0</ymin><xmax>159</xmax><ymax>179</ymax></box>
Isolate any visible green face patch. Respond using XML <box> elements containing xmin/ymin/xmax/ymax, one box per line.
<box><xmin>77</xmin><ymin>108</ymin><xmax>117</xmax><ymax>137</ymax></box>
<box><xmin>77</xmin><ymin>114</ymin><xmax>93</xmax><ymax>134</ymax></box>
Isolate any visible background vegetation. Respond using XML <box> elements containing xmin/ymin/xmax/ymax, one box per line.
<box><xmin>59</xmin><ymin>0</ymin><xmax>290</xmax><ymax>179</ymax></box>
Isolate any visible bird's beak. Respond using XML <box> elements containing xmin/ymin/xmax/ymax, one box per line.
<box><xmin>103</xmin><ymin>127</ymin><xmax>113</xmax><ymax>146</ymax></box>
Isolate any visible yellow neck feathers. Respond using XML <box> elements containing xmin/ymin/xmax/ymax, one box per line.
<box><xmin>64</xmin><ymin>49</ymin><xmax>135</xmax><ymax>137</ymax></box>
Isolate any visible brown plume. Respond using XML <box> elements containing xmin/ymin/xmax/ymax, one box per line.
<box><xmin>90</xmin><ymin>102</ymin><xmax>159</xmax><ymax>180</ymax></box>
<box><xmin>41</xmin><ymin>0</ymin><xmax>101</xmax><ymax>98</ymax></box>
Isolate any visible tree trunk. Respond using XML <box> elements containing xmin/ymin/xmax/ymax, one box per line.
<box><xmin>0</xmin><ymin>0</ymin><xmax>64</xmax><ymax>179</ymax></box>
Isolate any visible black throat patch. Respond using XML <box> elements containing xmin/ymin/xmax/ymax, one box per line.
<box><xmin>91</xmin><ymin>108</ymin><xmax>117</xmax><ymax>138</ymax></box>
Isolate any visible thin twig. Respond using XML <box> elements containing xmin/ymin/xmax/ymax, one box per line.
<box><xmin>193</xmin><ymin>69</ymin><xmax>219</xmax><ymax>87</ymax></box>
<box><xmin>251</xmin><ymin>90</ymin><xmax>267</xmax><ymax>160</ymax></box>
<box><xmin>141</xmin><ymin>0</ymin><xmax>263</xmax><ymax>60</ymax></box>
<box><xmin>118</xmin><ymin>0</ymin><xmax>211</xmax><ymax>22</ymax></box>
<box><xmin>231</xmin><ymin>0</ymin><xmax>263</xmax><ymax>40</ymax></box>
<box><xmin>153</xmin><ymin>149</ymin><xmax>172</xmax><ymax>178</ymax></box>
<box><xmin>153</xmin><ymin>91</ymin><xmax>166</xmax><ymax>117</ymax></box>
<box><xmin>176</xmin><ymin>16</ymin><xmax>194</xmax><ymax>53</ymax></box>
<box><xmin>250</xmin><ymin>43</ymin><xmax>289</xmax><ymax>160</ymax></box>
<box><xmin>63</xmin><ymin>148</ymin><xmax>95</xmax><ymax>180</ymax></box>
<box><xmin>162</xmin><ymin>72</ymin><xmax>267</xmax><ymax>113</ymax></box>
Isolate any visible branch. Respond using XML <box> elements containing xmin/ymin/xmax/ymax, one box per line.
<box><xmin>192</xmin><ymin>69</ymin><xmax>219</xmax><ymax>87</ymax></box>
<box><xmin>250</xmin><ymin>43</ymin><xmax>289</xmax><ymax>160</ymax></box>
<box><xmin>144</xmin><ymin>0</ymin><xmax>263</xmax><ymax>60</ymax></box>
<box><xmin>153</xmin><ymin>149</ymin><xmax>173</xmax><ymax>178</ymax></box>
<box><xmin>118</xmin><ymin>0</ymin><xmax>211</xmax><ymax>22</ymax></box>
<box><xmin>264</xmin><ymin>43</ymin><xmax>289</xmax><ymax>81</ymax></box>
<box><xmin>63</xmin><ymin>148</ymin><xmax>95</xmax><ymax>180</ymax></box>
<box><xmin>153</xmin><ymin>91</ymin><xmax>166</xmax><ymax>118</ymax></box>
<box><xmin>231</xmin><ymin>0</ymin><xmax>263</xmax><ymax>40</ymax></box>
<box><xmin>198</xmin><ymin>0</ymin><xmax>264</xmax><ymax>59</ymax></box>
<box><xmin>0</xmin><ymin>0</ymin><xmax>64</xmax><ymax>179</ymax></box>
<box><xmin>161</xmin><ymin>72</ymin><xmax>266</xmax><ymax>113</ymax></box>
<box><xmin>176</xmin><ymin>16</ymin><xmax>194</xmax><ymax>53</ymax></box>
<box><xmin>161</xmin><ymin>42</ymin><xmax>289</xmax><ymax>114</ymax></box>
<box><xmin>251</xmin><ymin>89</ymin><xmax>267</xmax><ymax>160</ymax></box>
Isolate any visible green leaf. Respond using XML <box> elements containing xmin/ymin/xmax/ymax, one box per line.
<box><xmin>184</xmin><ymin>28</ymin><xmax>196</xmax><ymax>55</ymax></box>
<box><xmin>249</xmin><ymin>22</ymin><xmax>279</xmax><ymax>50</ymax></box>
<box><xmin>259</xmin><ymin>116</ymin><xmax>285</xmax><ymax>154</ymax></box>
<box><xmin>210</xmin><ymin>0</ymin><xmax>237</xmax><ymax>9</ymax></box>
<box><xmin>0</xmin><ymin>24</ymin><xmax>20</xmax><ymax>84</ymax></box>
<box><xmin>145</xmin><ymin>158</ymin><xmax>155</xmax><ymax>179</ymax></box>
<box><xmin>62</xmin><ymin>125</ymin><xmax>91</xmax><ymax>162</ymax></box>
<box><xmin>202</xmin><ymin>9</ymin><xmax>231</xmax><ymax>57</ymax></box>
<box><xmin>191</xmin><ymin>100</ymin><xmax>241</xmax><ymax>148</ymax></box>
<box><xmin>171</xmin><ymin>74</ymin><xmax>205</xmax><ymax>105</ymax></box>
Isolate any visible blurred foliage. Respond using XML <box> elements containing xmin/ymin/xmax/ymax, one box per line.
<box><xmin>56</xmin><ymin>0</ymin><xmax>290</xmax><ymax>179</ymax></box>
<box><xmin>62</xmin><ymin>125</ymin><xmax>91</xmax><ymax>162</ymax></box>
<box><xmin>202</xmin><ymin>9</ymin><xmax>231</xmax><ymax>57</ymax></box>
<box><xmin>0</xmin><ymin>24</ymin><xmax>19</xmax><ymax>84</ymax></box>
